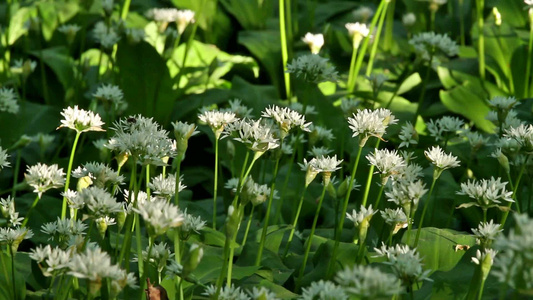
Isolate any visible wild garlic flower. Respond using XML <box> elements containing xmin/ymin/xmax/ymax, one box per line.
<box><xmin>93</xmin><ymin>84</ymin><xmax>127</xmax><ymax>113</ymax></box>
<box><xmin>0</xmin><ymin>87</ymin><xmax>19</xmax><ymax>114</ymax></box>
<box><xmin>175</xmin><ymin>9</ymin><xmax>195</xmax><ymax>34</ymax></box>
<box><xmin>146</xmin><ymin>8</ymin><xmax>195</xmax><ymax>33</ymax></box>
<box><xmin>302</xmin><ymin>32</ymin><xmax>324</xmax><ymax>54</ymax></box>
<box><xmin>374</xmin><ymin>243</ymin><xmax>432</xmax><ymax>287</ymax></box>
<box><xmin>0</xmin><ymin>147</ymin><xmax>10</xmax><ymax>170</ymax></box>
<box><xmin>299</xmin><ymin>155</ymin><xmax>342</xmax><ymax>186</ymax></box>
<box><xmin>133</xmin><ymin>197</ymin><xmax>184</xmax><ymax>236</ymax></box>
<box><xmin>139</xmin><ymin>242</ymin><xmax>172</xmax><ymax>273</ymax></box>
<box><xmin>25</xmin><ymin>163</ymin><xmax>65</xmax><ymax>198</ymax></box>
<box><xmin>77</xmin><ymin>187</ymin><xmax>123</xmax><ymax>218</ymax></box>
<box><xmin>72</xmin><ymin>162</ymin><xmax>124</xmax><ymax>190</ymax></box>
<box><xmin>301</xmin><ymin>280</ymin><xmax>348</xmax><ymax>300</ymax></box>
<box><xmin>465</xmin><ymin>131</ymin><xmax>488</xmax><ymax>152</ymax></box>
<box><xmin>347</xmin><ymin>108</ymin><xmax>397</xmax><ymax>147</ymax></box>
<box><xmin>456</xmin><ymin>177</ymin><xmax>513</xmax><ymax>211</ymax></box>
<box><xmin>307</xmin><ymin>146</ymin><xmax>333</xmax><ymax>157</ymax></box>
<box><xmin>203</xmin><ymin>284</ymin><xmax>250</xmax><ymax>300</ymax></box>
<box><xmin>0</xmin><ymin>227</ymin><xmax>33</xmax><ymax>252</ymax></box>
<box><xmin>149</xmin><ymin>173</ymin><xmax>186</xmax><ymax>199</ymax></box>
<box><xmin>92</xmin><ymin>21</ymin><xmax>121</xmax><ymax>49</ymax></box>
<box><xmin>165</xmin><ymin>260</ymin><xmax>183</xmax><ymax>277</ymax></box>
<box><xmin>396</xmin><ymin>163</ymin><xmax>424</xmax><ymax>182</ymax></box>
<box><xmin>402</xmin><ymin>13</ymin><xmax>416</xmax><ymax>27</ymax></box>
<box><xmin>30</xmin><ymin>245</ymin><xmax>73</xmax><ymax>277</ymax></box>
<box><xmin>248</xmin><ymin>287</ymin><xmax>279</xmax><ymax>300</ymax></box>
<box><xmin>57</xmin><ymin>106</ymin><xmax>105</xmax><ymax>133</ymax></box>
<box><xmin>488</xmin><ymin>96</ymin><xmax>518</xmax><ymax>113</ymax></box>
<box><xmin>346</xmin><ymin>205</ymin><xmax>376</xmax><ymax>242</ymax></box>
<box><xmin>426</xmin><ymin>116</ymin><xmax>465</xmax><ymax>142</ymax></box>
<box><xmin>309</xmin><ymin>125</ymin><xmax>334</xmax><ymax>146</ymax></box>
<box><xmin>472</xmin><ymin>220</ymin><xmax>502</xmax><ymax>249</ymax></box>
<box><xmin>41</xmin><ymin>217</ymin><xmax>87</xmax><ymax>247</ymax></box>
<box><xmin>340</xmin><ymin>97</ymin><xmax>361</xmax><ymax>117</ymax></box>
<box><xmin>58</xmin><ymin>24</ymin><xmax>81</xmax><ymax>35</ymax></box>
<box><xmin>240</xmin><ymin>177</ymin><xmax>276</xmax><ymax>207</ymax></box>
<box><xmin>409</xmin><ymin>32</ymin><xmax>458</xmax><ymax>61</ymax></box>
<box><xmin>381</xmin><ymin>208</ymin><xmax>408</xmax><ymax>234</ymax></box>
<box><xmin>0</xmin><ymin>196</ymin><xmax>23</xmax><ymax>227</ymax></box>
<box><xmin>180</xmin><ymin>209</ymin><xmax>206</xmax><ymax>238</ymax></box>
<box><xmin>335</xmin><ymin>265</ymin><xmax>403</xmax><ymax>299</ymax></box>
<box><xmin>424</xmin><ymin>146</ymin><xmax>460</xmax><ymax>178</ymax></box>
<box><xmin>11</xmin><ymin>59</ymin><xmax>37</xmax><ymax>78</ymax></box>
<box><xmin>471</xmin><ymin>249</ymin><xmax>498</xmax><ymax>270</ymax></box>
<box><xmin>366</xmin><ymin>148</ymin><xmax>406</xmax><ymax>184</ymax></box>
<box><xmin>398</xmin><ymin>122</ymin><xmax>418</xmax><ymax>148</ymax></box>
<box><xmin>223</xmin><ymin>98</ymin><xmax>253</xmax><ymax>118</ymax></box>
<box><xmin>262</xmin><ymin>105</ymin><xmax>312</xmax><ymax>139</ymax></box>
<box><xmin>286</xmin><ymin>54</ymin><xmax>339</xmax><ymax>83</ymax></box>
<box><xmin>68</xmin><ymin>246</ymin><xmax>136</xmax><ymax>294</ymax></box>
<box><xmin>504</xmin><ymin>124</ymin><xmax>533</xmax><ymax>152</ymax></box>
<box><xmin>125</xmin><ymin>27</ymin><xmax>145</xmax><ymax>43</ymax></box>
<box><xmin>386</xmin><ymin>179</ymin><xmax>427</xmax><ymax>217</ymax></box>
<box><xmin>107</xmin><ymin>115</ymin><xmax>176</xmax><ymax>166</ymax></box>
<box><xmin>289</xmin><ymin>102</ymin><xmax>317</xmax><ymax>116</ymax></box>
<box><xmin>345</xmin><ymin>22</ymin><xmax>369</xmax><ymax>48</ymax></box>
<box><xmin>492</xmin><ymin>213</ymin><xmax>533</xmax><ymax>293</ymax></box>
<box><xmin>198</xmin><ymin>110</ymin><xmax>239</xmax><ymax>139</ymax></box>
<box><xmin>487</xmin><ymin>110</ymin><xmax>523</xmax><ymax>134</ymax></box>
<box><xmin>353</xmin><ymin>6</ymin><xmax>374</xmax><ymax>22</ymax></box>
<box><xmin>225</xmin><ymin>118</ymin><xmax>280</xmax><ymax>154</ymax></box>
<box><xmin>172</xmin><ymin>121</ymin><xmax>199</xmax><ymax>157</ymax></box>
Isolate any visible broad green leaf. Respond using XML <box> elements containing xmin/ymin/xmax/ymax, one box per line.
<box><xmin>396</xmin><ymin>72</ymin><xmax>422</xmax><ymax>95</ymax></box>
<box><xmin>0</xmin><ymin>251</ymin><xmax>29</xmax><ymax>300</ymax></box>
<box><xmin>8</xmin><ymin>6</ymin><xmax>33</xmax><ymax>45</ymax></box>
<box><xmin>253</xmin><ymin>225</ymin><xmax>290</xmax><ymax>254</ymax></box>
<box><xmin>30</xmin><ymin>47</ymin><xmax>74</xmax><ymax>91</ymax></box>
<box><xmin>219</xmin><ymin>0</ymin><xmax>274</xmax><ymax>30</ymax></box>
<box><xmin>402</xmin><ymin>227</ymin><xmax>476</xmax><ymax>272</ymax></box>
<box><xmin>116</xmin><ymin>40</ymin><xmax>175</xmax><ymax>124</ymax></box>
<box><xmin>510</xmin><ymin>45</ymin><xmax>530</xmax><ymax>99</ymax></box>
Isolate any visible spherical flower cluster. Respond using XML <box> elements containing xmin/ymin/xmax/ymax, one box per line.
<box><xmin>25</xmin><ymin>163</ymin><xmax>66</xmax><ymax>198</ymax></box>
<box><xmin>0</xmin><ymin>87</ymin><xmax>20</xmax><ymax>114</ymax></box>
<box><xmin>335</xmin><ymin>265</ymin><xmax>403</xmax><ymax>299</ymax></box>
<box><xmin>224</xmin><ymin>118</ymin><xmax>280</xmax><ymax>154</ymax></box>
<box><xmin>409</xmin><ymin>32</ymin><xmax>458</xmax><ymax>60</ymax></box>
<box><xmin>286</xmin><ymin>54</ymin><xmax>339</xmax><ymax>83</ymax></box>
<box><xmin>472</xmin><ymin>220</ymin><xmax>502</xmax><ymax>249</ymax></box>
<box><xmin>72</xmin><ymin>162</ymin><xmax>124</xmax><ymax>190</ymax></box>
<box><xmin>345</xmin><ymin>22</ymin><xmax>369</xmax><ymax>48</ymax></box>
<box><xmin>456</xmin><ymin>177</ymin><xmax>513</xmax><ymax>211</ymax></box>
<box><xmin>374</xmin><ymin>243</ymin><xmax>432</xmax><ymax>287</ymax></box>
<box><xmin>198</xmin><ymin>110</ymin><xmax>239</xmax><ymax>139</ymax></box>
<box><xmin>347</xmin><ymin>108</ymin><xmax>397</xmax><ymax>146</ymax></box>
<box><xmin>386</xmin><ymin>179</ymin><xmax>427</xmax><ymax>217</ymax></box>
<box><xmin>504</xmin><ymin>124</ymin><xmax>533</xmax><ymax>152</ymax></box>
<box><xmin>353</xmin><ymin>6</ymin><xmax>374</xmax><ymax>22</ymax></box>
<box><xmin>299</xmin><ymin>155</ymin><xmax>343</xmax><ymax>186</ymax></box>
<box><xmin>133</xmin><ymin>197</ymin><xmax>184</xmax><ymax>236</ymax></box>
<box><xmin>93</xmin><ymin>84</ymin><xmax>127</xmax><ymax>113</ymax></box>
<box><xmin>402</xmin><ymin>13</ymin><xmax>416</xmax><ymax>27</ymax></box>
<box><xmin>261</xmin><ymin>105</ymin><xmax>312</xmax><ymax>139</ymax></box>
<box><xmin>366</xmin><ymin>148</ymin><xmax>406</xmax><ymax>184</ymax></box>
<box><xmin>149</xmin><ymin>173</ymin><xmax>186</xmax><ymax>199</ymax></box>
<box><xmin>0</xmin><ymin>227</ymin><xmax>33</xmax><ymax>252</ymax></box>
<box><xmin>92</xmin><ymin>21</ymin><xmax>121</xmax><ymax>49</ymax></box>
<box><xmin>75</xmin><ymin>186</ymin><xmax>123</xmax><ymax>218</ymax></box>
<box><xmin>424</xmin><ymin>146</ymin><xmax>460</xmax><ymax>178</ymax></box>
<box><xmin>381</xmin><ymin>208</ymin><xmax>408</xmax><ymax>234</ymax></box>
<box><xmin>302</xmin><ymin>32</ymin><xmax>324</xmax><ymax>54</ymax></box>
<box><xmin>57</xmin><ymin>106</ymin><xmax>105</xmax><ymax>133</ymax></box>
<box><xmin>30</xmin><ymin>244</ymin><xmax>73</xmax><ymax>277</ymax></box>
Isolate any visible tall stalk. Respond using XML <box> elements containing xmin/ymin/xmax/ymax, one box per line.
<box><xmin>414</xmin><ymin>176</ymin><xmax>437</xmax><ymax>248</ymax></box>
<box><xmin>213</xmin><ymin>138</ymin><xmax>220</xmax><ymax>229</ymax></box>
<box><xmin>525</xmin><ymin>11</ymin><xmax>533</xmax><ymax>97</ymax></box>
<box><xmin>62</xmin><ymin>131</ymin><xmax>82</xmax><ymax>219</ymax></box>
<box><xmin>327</xmin><ymin>145</ymin><xmax>363</xmax><ymax>277</ymax></box>
<box><xmin>383</xmin><ymin>0</ymin><xmax>395</xmax><ymax>52</ymax></box>
<box><xmin>476</xmin><ymin>0</ymin><xmax>485</xmax><ymax>80</ymax></box>
<box><xmin>413</xmin><ymin>53</ymin><xmax>434</xmax><ymax>125</ymax></box>
<box><xmin>283</xmin><ymin>186</ymin><xmax>308</xmax><ymax>258</ymax></box>
<box><xmin>361</xmin><ymin>139</ymin><xmax>380</xmax><ymax>207</ymax></box>
<box><xmin>365</xmin><ymin>1</ymin><xmax>389</xmax><ymax>76</ymax></box>
<box><xmin>279</xmin><ymin>0</ymin><xmax>292</xmax><ymax>99</ymax></box>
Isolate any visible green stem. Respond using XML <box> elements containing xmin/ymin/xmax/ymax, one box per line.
<box><xmin>500</xmin><ymin>156</ymin><xmax>529</xmax><ymax>228</ymax></box>
<box><xmin>21</xmin><ymin>195</ymin><xmax>40</xmax><ymax>227</ymax></box>
<box><xmin>145</xmin><ymin>164</ymin><xmax>151</xmax><ymax>199</ymax></box>
<box><xmin>118</xmin><ymin>160</ymin><xmax>137</xmax><ymax>268</ymax></box>
<box><xmin>413</xmin><ymin>54</ymin><xmax>433</xmax><ymax>125</ymax></box>
<box><xmin>414</xmin><ymin>176</ymin><xmax>437</xmax><ymax>248</ymax></box>
<box><xmin>215</xmin><ymin>234</ymin><xmax>231</xmax><ymax>297</ymax></box>
<box><xmin>62</xmin><ymin>131</ymin><xmax>82</xmax><ymax>220</ymax></box>
<box><xmin>227</xmin><ymin>205</ymin><xmax>244</xmax><ymax>287</ymax></box>
<box><xmin>255</xmin><ymin>151</ymin><xmax>282</xmax><ymax>266</ymax></box>
<box><xmin>383</xmin><ymin>0</ymin><xmax>395</xmax><ymax>51</ymax></box>
<box><xmin>283</xmin><ymin>186</ymin><xmax>308</xmax><ymax>258</ymax></box>
<box><xmin>213</xmin><ymin>138</ymin><xmax>219</xmax><ymax>229</ymax></box>
<box><xmin>430</xmin><ymin>10</ymin><xmax>436</xmax><ymax>32</ymax></box>
<box><xmin>174</xmin><ymin>229</ymin><xmax>184</xmax><ymax>300</ymax></box>
<box><xmin>348</xmin><ymin>0</ymin><xmax>386</xmax><ymax>93</ymax></box>
<box><xmin>347</xmin><ymin>44</ymin><xmax>360</xmax><ymax>92</ymax></box>
<box><xmin>174</xmin><ymin>155</ymin><xmax>182</xmax><ymax>206</ymax></box>
<box><xmin>297</xmin><ymin>183</ymin><xmax>327</xmax><ymax>282</ymax></box>
<box><xmin>11</xmin><ymin>150</ymin><xmax>21</xmax><ymax>198</ymax></box>
<box><xmin>135</xmin><ymin>214</ymin><xmax>144</xmax><ymax>277</ymax></box>
<box><xmin>241</xmin><ymin>205</ymin><xmax>255</xmax><ymax>247</ymax></box>
<box><xmin>373</xmin><ymin>182</ymin><xmax>386</xmax><ymax>209</ymax></box>
<box><xmin>9</xmin><ymin>246</ymin><xmax>16</xmax><ymax>300</ymax></box>
<box><xmin>120</xmin><ymin>0</ymin><xmax>132</xmax><ymax>20</ymax></box>
<box><xmin>459</xmin><ymin>0</ymin><xmax>465</xmax><ymax>46</ymax></box>
<box><xmin>365</xmin><ymin>1</ymin><xmax>389</xmax><ymax>76</ymax></box>
<box><xmin>327</xmin><ymin>145</ymin><xmax>363</xmax><ymax>277</ymax></box>
<box><xmin>361</xmin><ymin>139</ymin><xmax>381</xmax><ymax>207</ymax></box>
<box><xmin>476</xmin><ymin>0</ymin><xmax>485</xmax><ymax>80</ymax></box>
<box><xmin>279</xmin><ymin>0</ymin><xmax>291</xmax><ymax>99</ymax></box>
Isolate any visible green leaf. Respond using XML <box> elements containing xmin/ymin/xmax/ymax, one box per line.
<box><xmin>219</xmin><ymin>0</ymin><xmax>274</xmax><ymax>30</ymax></box>
<box><xmin>30</xmin><ymin>47</ymin><xmax>75</xmax><ymax>91</ymax></box>
<box><xmin>8</xmin><ymin>6</ymin><xmax>33</xmax><ymax>45</ymax></box>
<box><xmin>403</xmin><ymin>227</ymin><xmax>476</xmax><ymax>272</ymax></box>
<box><xmin>396</xmin><ymin>72</ymin><xmax>422</xmax><ymax>95</ymax></box>
<box><xmin>116</xmin><ymin>40</ymin><xmax>175</xmax><ymax>124</ymax></box>
<box><xmin>510</xmin><ymin>45</ymin><xmax>530</xmax><ymax>99</ymax></box>
<box><xmin>253</xmin><ymin>225</ymin><xmax>290</xmax><ymax>254</ymax></box>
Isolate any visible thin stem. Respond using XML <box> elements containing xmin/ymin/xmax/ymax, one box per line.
<box><xmin>383</xmin><ymin>0</ymin><xmax>395</xmax><ymax>51</ymax></box>
<box><xmin>413</xmin><ymin>54</ymin><xmax>434</xmax><ymax>125</ymax></box>
<box><xmin>347</xmin><ymin>44</ymin><xmax>360</xmax><ymax>92</ymax></box>
<box><xmin>500</xmin><ymin>156</ymin><xmax>529</xmax><ymax>228</ymax></box>
<box><xmin>9</xmin><ymin>246</ymin><xmax>17</xmax><ymax>300</ymax></box>
<box><xmin>327</xmin><ymin>145</ymin><xmax>363</xmax><ymax>277</ymax></box>
<box><xmin>21</xmin><ymin>195</ymin><xmax>40</xmax><ymax>227</ymax></box>
<box><xmin>283</xmin><ymin>185</ymin><xmax>308</xmax><ymax>258</ymax></box>
<box><xmin>135</xmin><ymin>214</ymin><xmax>144</xmax><ymax>277</ymax></box>
<box><xmin>414</xmin><ymin>176</ymin><xmax>438</xmax><ymax>248</ymax></box>
<box><xmin>174</xmin><ymin>154</ymin><xmax>182</xmax><ymax>206</ymax></box>
<box><xmin>174</xmin><ymin>229</ymin><xmax>184</xmax><ymax>300</ymax></box>
<box><xmin>297</xmin><ymin>183</ymin><xmax>327</xmax><ymax>282</ymax></box>
<box><xmin>279</xmin><ymin>0</ymin><xmax>291</xmax><ymax>99</ymax></box>
<box><xmin>11</xmin><ymin>149</ymin><xmax>21</xmax><ymax>198</ymax></box>
<box><xmin>373</xmin><ymin>182</ymin><xmax>386</xmax><ymax>209</ymax></box>
<box><xmin>365</xmin><ymin>1</ymin><xmax>389</xmax><ymax>76</ymax></box>
<box><xmin>255</xmin><ymin>151</ymin><xmax>282</xmax><ymax>266</ymax></box>
<box><xmin>478</xmin><ymin>277</ymin><xmax>487</xmax><ymax>300</ymax></box>
<box><xmin>120</xmin><ymin>0</ymin><xmax>132</xmax><ymax>20</ymax></box>
<box><xmin>213</xmin><ymin>138</ymin><xmax>219</xmax><ymax>229</ymax></box>
<box><xmin>361</xmin><ymin>139</ymin><xmax>381</xmax><ymax>207</ymax></box>
<box><xmin>62</xmin><ymin>131</ymin><xmax>82</xmax><ymax>219</ymax></box>
<box><xmin>227</xmin><ymin>205</ymin><xmax>243</xmax><ymax>287</ymax></box>
<box><xmin>459</xmin><ymin>0</ymin><xmax>465</xmax><ymax>46</ymax></box>
<box><xmin>476</xmin><ymin>0</ymin><xmax>485</xmax><ymax>80</ymax></box>
<box><xmin>241</xmin><ymin>205</ymin><xmax>255</xmax><ymax>247</ymax></box>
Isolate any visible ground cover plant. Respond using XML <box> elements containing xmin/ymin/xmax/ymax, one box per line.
<box><xmin>1</xmin><ymin>0</ymin><xmax>533</xmax><ymax>299</ymax></box>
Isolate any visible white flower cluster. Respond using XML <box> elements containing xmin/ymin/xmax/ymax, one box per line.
<box><xmin>346</xmin><ymin>205</ymin><xmax>376</xmax><ymax>227</ymax></box>
<box><xmin>299</xmin><ymin>155</ymin><xmax>343</xmax><ymax>186</ymax></box>
<box><xmin>0</xmin><ymin>196</ymin><xmax>23</xmax><ymax>227</ymax></box>
<box><xmin>335</xmin><ymin>265</ymin><xmax>403</xmax><ymax>299</ymax></box>
<box><xmin>0</xmin><ymin>87</ymin><xmax>19</xmax><ymax>114</ymax></box>
<box><xmin>347</xmin><ymin>108</ymin><xmax>397</xmax><ymax>146</ymax></box>
<box><xmin>58</xmin><ymin>106</ymin><xmax>105</xmax><ymax>133</ymax></box>
<box><xmin>146</xmin><ymin>8</ymin><xmax>195</xmax><ymax>33</ymax></box>
<box><xmin>225</xmin><ymin>118</ymin><xmax>280</xmax><ymax>153</ymax></box>
<box><xmin>72</xmin><ymin>162</ymin><xmax>124</xmax><ymax>189</ymax></box>
<box><xmin>426</xmin><ymin>116</ymin><xmax>465</xmax><ymax>142</ymax></box>
<box><xmin>149</xmin><ymin>173</ymin><xmax>186</xmax><ymax>199</ymax></box>
<box><xmin>366</xmin><ymin>148</ymin><xmax>406</xmax><ymax>184</ymax></box>
<box><xmin>93</xmin><ymin>84</ymin><xmax>127</xmax><ymax>113</ymax></box>
<box><xmin>92</xmin><ymin>21</ymin><xmax>121</xmax><ymax>49</ymax></box>
<box><xmin>409</xmin><ymin>32</ymin><xmax>458</xmax><ymax>60</ymax></box>
<box><xmin>301</xmin><ymin>280</ymin><xmax>347</xmax><ymax>300</ymax></box>
<box><xmin>262</xmin><ymin>105</ymin><xmax>312</xmax><ymax>138</ymax></box>
<box><xmin>424</xmin><ymin>146</ymin><xmax>460</xmax><ymax>172</ymax></box>
<box><xmin>199</xmin><ymin>110</ymin><xmax>239</xmax><ymax>139</ymax></box>
<box><xmin>203</xmin><ymin>284</ymin><xmax>279</xmax><ymax>300</ymax></box>
<box><xmin>71</xmin><ymin>187</ymin><xmax>123</xmax><ymax>218</ymax></box>
<box><xmin>133</xmin><ymin>197</ymin><xmax>184</xmax><ymax>236</ymax></box>
<box><xmin>374</xmin><ymin>243</ymin><xmax>432</xmax><ymax>286</ymax></box>
<box><xmin>25</xmin><ymin>163</ymin><xmax>66</xmax><ymax>198</ymax></box>
<box><xmin>302</xmin><ymin>32</ymin><xmax>324</xmax><ymax>54</ymax></box>
<box><xmin>41</xmin><ymin>217</ymin><xmax>87</xmax><ymax>247</ymax></box>
<box><xmin>472</xmin><ymin>220</ymin><xmax>502</xmax><ymax>249</ymax></box>
<box><xmin>345</xmin><ymin>22</ymin><xmax>369</xmax><ymax>48</ymax></box>
<box><xmin>286</xmin><ymin>54</ymin><xmax>339</xmax><ymax>83</ymax></box>
<box><xmin>0</xmin><ymin>146</ymin><xmax>10</xmax><ymax>170</ymax></box>
<box><xmin>456</xmin><ymin>176</ymin><xmax>513</xmax><ymax>210</ymax></box>
<box><xmin>398</xmin><ymin>122</ymin><xmax>418</xmax><ymax>148</ymax></box>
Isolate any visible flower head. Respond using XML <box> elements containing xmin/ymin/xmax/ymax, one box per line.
<box><xmin>398</xmin><ymin>122</ymin><xmax>418</xmax><ymax>148</ymax></box>
<box><xmin>0</xmin><ymin>227</ymin><xmax>33</xmax><ymax>252</ymax></box>
<box><xmin>92</xmin><ymin>21</ymin><xmax>120</xmax><ymax>49</ymax></box>
<box><xmin>224</xmin><ymin>118</ymin><xmax>280</xmax><ymax>154</ymax></box>
<box><xmin>472</xmin><ymin>220</ymin><xmax>502</xmax><ymax>249</ymax></box>
<box><xmin>426</xmin><ymin>116</ymin><xmax>465</xmax><ymax>142</ymax></box>
<box><xmin>456</xmin><ymin>177</ymin><xmax>513</xmax><ymax>211</ymax></box>
<box><xmin>410</xmin><ymin>32</ymin><xmax>458</xmax><ymax>60</ymax></box>
<box><xmin>366</xmin><ymin>148</ymin><xmax>406</xmax><ymax>184</ymax></box>
<box><xmin>299</xmin><ymin>155</ymin><xmax>342</xmax><ymax>186</ymax></box>
<box><xmin>345</xmin><ymin>22</ymin><xmax>369</xmax><ymax>48</ymax></box>
<box><xmin>198</xmin><ymin>110</ymin><xmax>239</xmax><ymax>139</ymax></box>
<box><xmin>25</xmin><ymin>163</ymin><xmax>65</xmax><ymax>198</ymax></box>
<box><xmin>381</xmin><ymin>208</ymin><xmax>408</xmax><ymax>234</ymax></box>
<box><xmin>30</xmin><ymin>245</ymin><xmax>72</xmax><ymax>276</ymax></box>
<box><xmin>301</xmin><ymin>280</ymin><xmax>347</xmax><ymax>300</ymax></box>
<box><xmin>424</xmin><ymin>146</ymin><xmax>460</xmax><ymax>178</ymax></box>
<box><xmin>0</xmin><ymin>87</ymin><xmax>19</xmax><ymax>114</ymax></box>
<box><xmin>286</xmin><ymin>54</ymin><xmax>338</xmax><ymax>83</ymax></box>
<box><xmin>353</xmin><ymin>6</ymin><xmax>374</xmax><ymax>22</ymax></box>
<box><xmin>262</xmin><ymin>105</ymin><xmax>311</xmax><ymax>139</ymax></box>
<box><xmin>402</xmin><ymin>13</ymin><xmax>416</xmax><ymax>27</ymax></box>
<box><xmin>58</xmin><ymin>106</ymin><xmax>105</xmax><ymax>133</ymax></box>
<box><xmin>93</xmin><ymin>84</ymin><xmax>127</xmax><ymax>113</ymax></box>
<box><xmin>302</xmin><ymin>32</ymin><xmax>324</xmax><ymax>54</ymax></box>
<box><xmin>346</xmin><ymin>205</ymin><xmax>376</xmax><ymax>228</ymax></box>
<box><xmin>72</xmin><ymin>162</ymin><xmax>124</xmax><ymax>190</ymax></box>
<box><xmin>335</xmin><ymin>265</ymin><xmax>403</xmax><ymax>299</ymax></box>
<box><xmin>0</xmin><ymin>147</ymin><xmax>10</xmax><ymax>171</ymax></box>
<box><xmin>386</xmin><ymin>179</ymin><xmax>427</xmax><ymax>217</ymax></box>
<box><xmin>76</xmin><ymin>186</ymin><xmax>123</xmax><ymax>218</ymax></box>
<box><xmin>374</xmin><ymin>243</ymin><xmax>432</xmax><ymax>287</ymax></box>
<box><xmin>149</xmin><ymin>173</ymin><xmax>186</xmax><ymax>200</ymax></box>
<box><xmin>347</xmin><ymin>108</ymin><xmax>397</xmax><ymax>146</ymax></box>
<box><xmin>133</xmin><ymin>197</ymin><xmax>184</xmax><ymax>236</ymax></box>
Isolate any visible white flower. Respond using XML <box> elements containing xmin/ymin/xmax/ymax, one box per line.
<box><xmin>302</xmin><ymin>32</ymin><xmax>324</xmax><ymax>54</ymax></box>
<box><xmin>93</xmin><ymin>84</ymin><xmax>127</xmax><ymax>113</ymax></box>
<box><xmin>424</xmin><ymin>146</ymin><xmax>460</xmax><ymax>173</ymax></box>
<box><xmin>366</xmin><ymin>149</ymin><xmax>406</xmax><ymax>184</ymax></box>
<box><xmin>77</xmin><ymin>186</ymin><xmax>123</xmax><ymax>217</ymax></box>
<box><xmin>248</xmin><ymin>286</ymin><xmax>279</xmax><ymax>300</ymax></box>
<box><xmin>286</xmin><ymin>54</ymin><xmax>338</xmax><ymax>83</ymax></box>
<box><xmin>0</xmin><ymin>87</ymin><xmax>19</xmax><ymax>114</ymax></box>
<box><xmin>472</xmin><ymin>220</ymin><xmax>502</xmax><ymax>248</ymax></box>
<box><xmin>402</xmin><ymin>13</ymin><xmax>416</xmax><ymax>26</ymax></box>
<box><xmin>288</xmin><ymin>102</ymin><xmax>317</xmax><ymax>115</ymax></box>
<box><xmin>340</xmin><ymin>98</ymin><xmax>361</xmax><ymax>117</ymax></box>
<box><xmin>309</xmin><ymin>125</ymin><xmax>334</xmax><ymax>145</ymax></box>
<box><xmin>57</xmin><ymin>106</ymin><xmax>105</xmax><ymax>133</ymax></box>
<box><xmin>58</xmin><ymin>24</ymin><xmax>81</xmax><ymax>37</ymax></box>
<box><xmin>386</xmin><ymin>179</ymin><xmax>427</xmax><ymax>217</ymax></box>
<box><xmin>181</xmin><ymin>210</ymin><xmax>206</xmax><ymax>236</ymax></box>
<box><xmin>92</xmin><ymin>21</ymin><xmax>120</xmax><ymax>48</ymax></box>
<box><xmin>345</xmin><ymin>22</ymin><xmax>369</xmax><ymax>48</ymax></box>
<box><xmin>374</xmin><ymin>243</ymin><xmax>432</xmax><ymax>285</ymax></box>
<box><xmin>30</xmin><ymin>245</ymin><xmax>72</xmax><ymax>276</ymax></box>
<box><xmin>335</xmin><ymin>265</ymin><xmax>402</xmax><ymax>298</ymax></box>
<box><xmin>410</xmin><ymin>32</ymin><xmax>458</xmax><ymax>60</ymax></box>
<box><xmin>353</xmin><ymin>6</ymin><xmax>374</xmax><ymax>22</ymax></box>
<box><xmin>149</xmin><ymin>173</ymin><xmax>186</xmax><ymax>199</ymax></box>
<box><xmin>72</xmin><ymin>162</ymin><xmax>124</xmax><ymax>189</ymax></box>
<box><xmin>456</xmin><ymin>177</ymin><xmax>513</xmax><ymax>210</ymax></box>
<box><xmin>203</xmin><ymin>284</ymin><xmax>250</xmax><ymax>300</ymax></box>
<box><xmin>0</xmin><ymin>147</ymin><xmax>10</xmax><ymax>170</ymax></box>
<box><xmin>175</xmin><ymin>9</ymin><xmax>195</xmax><ymax>34</ymax></box>
<box><xmin>488</xmin><ymin>96</ymin><xmax>518</xmax><ymax>112</ymax></box>
<box><xmin>472</xmin><ymin>249</ymin><xmax>498</xmax><ymax>266</ymax></box>
<box><xmin>307</xmin><ymin>146</ymin><xmax>333</xmax><ymax>157</ymax></box>
<box><xmin>299</xmin><ymin>155</ymin><xmax>343</xmax><ymax>186</ymax></box>
<box><xmin>41</xmin><ymin>217</ymin><xmax>87</xmax><ymax>246</ymax></box>
<box><xmin>347</xmin><ymin>108</ymin><xmax>397</xmax><ymax>146</ymax></box>
<box><xmin>133</xmin><ymin>197</ymin><xmax>184</xmax><ymax>236</ymax></box>
<box><xmin>146</xmin><ymin>8</ymin><xmax>195</xmax><ymax>33</ymax></box>
<box><xmin>0</xmin><ymin>196</ymin><xmax>23</xmax><ymax>226</ymax></box>
<box><xmin>198</xmin><ymin>110</ymin><xmax>239</xmax><ymax>139</ymax></box>
<box><xmin>398</xmin><ymin>122</ymin><xmax>418</xmax><ymax>148</ymax></box>
<box><xmin>225</xmin><ymin>118</ymin><xmax>280</xmax><ymax>153</ymax></box>
<box><xmin>381</xmin><ymin>208</ymin><xmax>408</xmax><ymax>231</ymax></box>
<box><xmin>25</xmin><ymin>163</ymin><xmax>65</xmax><ymax>198</ymax></box>
<box><xmin>426</xmin><ymin>116</ymin><xmax>465</xmax><ymax>142</ymax></box>
<box><xmin>346</xmin><ymin>205</ymin><xmax>376</xmax><ymax>227</ymax></box>
<box><xmin>262</xmin><ymin>105</ymin><xmax>312</xmax><ymax>138</ymax></box>
<box><xmin>504</xmin><ymin>124</ymin><xmax>533</xmax><ymax>152</ymax></box>
<box><xmin>301</xmin><ymin>280</ymin><xmax>347</xmax><ymax>300</ymax></box>
<box><xmin>0</xmin><ymin>227</ymin><xmax>33</xmax><ymax>251</ymax></box>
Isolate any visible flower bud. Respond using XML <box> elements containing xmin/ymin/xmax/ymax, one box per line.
<box><xmin>182</xmin><ymin>243</ymin><xmax>204</xmax><ymax>277</ymax></box>
<box><xmin>77</xmin><ymin>176</ymin><xmax>93</xmax><ymax>192</ymax></box>
<box><xmin>225</xmin><ymin>205</ymin><xmax>242</xmax><ymax>239</ymax></box>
